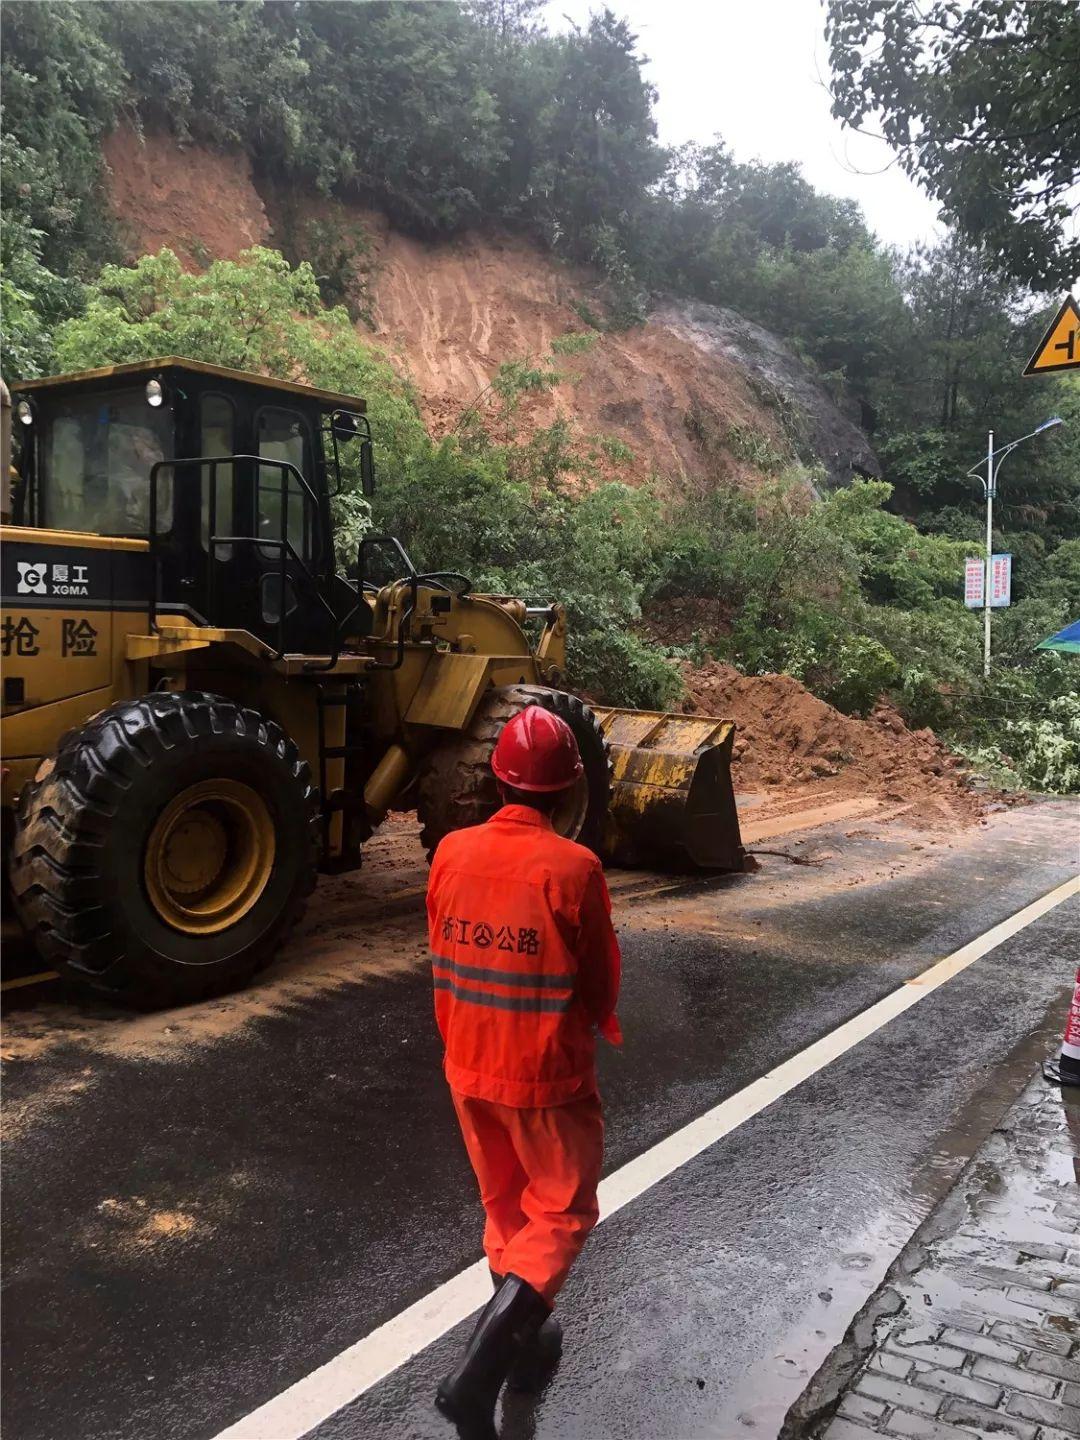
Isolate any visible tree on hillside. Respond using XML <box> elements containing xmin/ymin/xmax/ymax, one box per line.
<box><xmin>897</xmin><ymin>237</ymin><xmax>1028</xmax><ymax>435</ymax></box>
<box><xmin>97</xmin><ymin>1</ymin><xmax>308</xmax><ymax>152</ymax></box>
<box><xmin>826</xmin><ymin>0</ymin><xmax>1080</xmax><ymax>291</ymax></box>
<box><xmin>0</xmin><ymin>0</ymin><xmax>122</xmax><ymax>275</ymax></box>
<box><xmin>525</xmin><ymin>12</ymin><xmax>666</xmax><ymax>263</ymax></box>
<box><xmin>876</xmin><ymin>237</ymin><xmax>1079</xmax><ymax>548</ymax></box>
<box><xmin>468</xmin><ymin>0</ymin><xmax>546</xmax><ymax>45</ymax></box>
<box><xmin>653</xmin><ymin>142</ymin><xmax>910</xmax><ymax>388</ymax></box>
<box><xmin>263</xmin><ymin>1</ymin><xmax>508</xmax><ymax>233</ymax></box>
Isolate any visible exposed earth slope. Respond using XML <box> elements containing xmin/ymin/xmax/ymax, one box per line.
<box><xmin>103</xmin><ymin>128</ymin><xmax>878</xmax><ymax>491</ymax></box>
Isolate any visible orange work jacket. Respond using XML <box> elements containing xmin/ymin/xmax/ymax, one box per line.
<box><xmin>427</xmin><ymin>804</ymin><xmax>622</xmax><ymax>1108</ymax></box>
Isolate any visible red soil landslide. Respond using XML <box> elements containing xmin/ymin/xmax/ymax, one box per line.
<box><xmin>681</xmin><ymin>661</ymin><xmax>1010</xmax><ymax>832</ymax></box>
<box><xmin>103</xmin><ymin>129</ymin><xmax>271</xmax><ymax>267</ymax></box>
<box><xmin>366</xmin><ymin>224</ymin><xmax>782</xmax><ymax>485</ymax></box>
<box><xmin>101</xmin><ymin>128</ymin><xmax>789</xmax><ymax>488</ymax></box>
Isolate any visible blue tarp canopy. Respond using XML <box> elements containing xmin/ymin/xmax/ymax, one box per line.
<box><xmin>1036</xmin><ymin>619</ymin><xmax>1080</xmax><ymax>654</ymax></box>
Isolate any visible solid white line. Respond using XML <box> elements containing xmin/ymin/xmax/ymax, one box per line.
<box><xmin>211</xmin><ymin>874</ymin><xmax>1079</xmax><ymax>1440</ymax></box>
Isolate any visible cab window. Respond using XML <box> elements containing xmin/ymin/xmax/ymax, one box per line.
<box><xmin>44</xmin><ymin>389</ymin><xmax>173</xmax><ymax>535</ymax></box>
<box><xmin>256</xmin><ymin>408</ymin><xmax>312</xmax><ymax>563</ymax></box>
<box><xmin>200</xmin><ymin>395</ymin><xmax>234</xmax><ymax>560</ymax></box>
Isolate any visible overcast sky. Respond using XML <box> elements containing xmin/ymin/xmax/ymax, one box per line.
<box><xmin>544</xmin><ymin>0</ymin><xmax>945</xmax><ymax>252</ymax></box>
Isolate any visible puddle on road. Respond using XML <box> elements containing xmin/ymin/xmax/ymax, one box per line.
<box><xmin>906</xmin><ymin>1021</ymin><xmax>1069</xmax><ymax>1209</ymax></box>
<box><xmin>721</xmin><ymin>1205</ymin><xmax>922</xmax><ymax>1437</ymax></box>
<box><xmin>835</xmin><ymin>1076</ymin><xmax>1080</xmax><ymax>1389</ymax></box>
<box><xmin>703</xmin><ymin>1019</ymin><xmax>1076</xmax><ymax>1439</ymax></box>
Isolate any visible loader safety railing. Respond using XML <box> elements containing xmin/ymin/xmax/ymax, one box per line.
<box><xmin>355</xmin><ymin>533</ymin><xmax>473</xmax><ymax>673</ymax></box>
<box><xmin>148</xmin><ymin>454</ymin><xmax>342</xmax><ymax>670</ymax></box>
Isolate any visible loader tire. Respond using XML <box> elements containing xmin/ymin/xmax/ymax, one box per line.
<box><xmin>10</xmin><ymin>692</ymin><xmax>318</xmax><ymax>1007</ymax></box>
<box><xmin>416</xmin><ymin>685</ymin><xmax>610</xmax><ymax>861</ymax></box>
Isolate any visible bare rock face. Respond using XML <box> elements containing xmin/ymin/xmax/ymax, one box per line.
<box><xmin>651</xmin><ymin>298</ymin><xmax>881</xmax><ymax>490</ymax></box>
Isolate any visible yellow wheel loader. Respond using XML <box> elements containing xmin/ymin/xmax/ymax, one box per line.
<box><xmin>0</xmin><ymin>359</ymin><xmax>742</xmax><ymax>1005</ymax></box>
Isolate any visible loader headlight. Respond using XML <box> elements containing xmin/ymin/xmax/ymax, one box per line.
<box><xmin>145</xmin><ymin>379</ymin><xmax>165</xmax><ymax>408</ymax></box>
<box><xmin>16</xmin><ymin>400</ymin><xmax>33</xmax><ymax>426</ymax></box>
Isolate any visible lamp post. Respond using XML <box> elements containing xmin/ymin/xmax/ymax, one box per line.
<box><xmin>966</xmin><ymin>416</ymin><xmax>1064</xmax><ymax>678</ymax></box>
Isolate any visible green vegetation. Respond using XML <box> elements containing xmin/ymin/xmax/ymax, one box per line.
<box><xmin>826</xmin><ymin>0</ymin><xmax>1080</xmax><ymax>292</ymax></box>
<box><xmin>2</xmin><ymin>1</ymin><xmax>1077</xmax><ymax>790</ymax></box>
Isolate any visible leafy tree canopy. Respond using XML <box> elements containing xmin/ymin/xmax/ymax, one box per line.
<box><xmin>826</xmin><ymin>0</ymin><xmax>1080</xmax><ymax>291</ymax></box>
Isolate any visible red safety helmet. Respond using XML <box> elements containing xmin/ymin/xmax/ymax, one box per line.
<box><xmin>491</xmin><ymin>706</ymin><xmax>584</xmax><ymax>792</ymax></box>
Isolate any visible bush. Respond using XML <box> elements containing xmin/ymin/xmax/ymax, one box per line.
<box><xmin>958</xmin><ymin>693</ymin><xmax>1080</xmax><ymax>795</ymax></box>
<box><xmin>569</xmin><ymin>628</ymin><xmax>683</xmax><ymax>710</ymax></box>
<box><xmin>818</xmin><ymin>635</ymin><xmax>901</xmax><ymax>716</ymax></box>
<box><xmin>1042</xmin><ymin>538</ymin><xmax>1080</xmax><ymax>607</ymax></box>
<box><xmin>950</xmin><ymin>659</ymin><xmax>1080</xmax><ymax>794</ymax></box>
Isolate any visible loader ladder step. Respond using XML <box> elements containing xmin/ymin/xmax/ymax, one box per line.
<box><xmin>315</xmin><ymin>681</ymin><xmax>365</xmax><ymax>864</ymax></box>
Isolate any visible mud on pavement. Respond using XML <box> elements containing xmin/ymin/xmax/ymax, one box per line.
<box><xmin>0</xmin><ymin>797</ymin><xmax>1053</xmax><ymax>1080</ymax></box>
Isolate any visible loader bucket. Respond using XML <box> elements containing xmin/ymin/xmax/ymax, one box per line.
<box><xmin>593</xmin><ymin>709</ymin><xmax>744</xmax><ymax>871</ymax></box>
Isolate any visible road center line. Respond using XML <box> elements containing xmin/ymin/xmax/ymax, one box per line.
<box><xmin>210</xmin><ymin>874</ymin><xmax>1078</xmax><ymax>1440</ymax></box>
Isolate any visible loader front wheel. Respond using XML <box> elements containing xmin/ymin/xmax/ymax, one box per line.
<box><xmin>417</xmin><ymin>685</ymin><xmax>610</xmax><ymax>860</ymax></box>
<box><xmin>10</xmin><ymin>692</ymin><xmax>318</xmax><ymax>1006</ymax></box>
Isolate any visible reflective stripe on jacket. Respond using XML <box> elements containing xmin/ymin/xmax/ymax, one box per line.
<box><xmin>427</xmin><ymin>804</ymin><xmax>622</xmax><ymax>1107</ymax></box>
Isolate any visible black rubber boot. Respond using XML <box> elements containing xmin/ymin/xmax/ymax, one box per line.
<box><xmin>436</xmin><ymin>1274</ymin><xmax>549</xmax><ymax>1439</ymax></box>
<box><xmin>489</xmin><ymin>1271</ymin><xmax>563</xmax><ymax>1393</ymax></box>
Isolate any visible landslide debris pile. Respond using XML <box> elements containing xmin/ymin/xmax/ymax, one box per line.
<box><xmin>681</xmin><ymin>662</ymin><xmax>999</xmax><ymax>830</ymax></box>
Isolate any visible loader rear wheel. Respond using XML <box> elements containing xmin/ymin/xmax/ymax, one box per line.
<box><xmin>416</xmin><ymin>685</ymin><xmax>610</xmax><ymax>860</ymax></box>
<box><xmin>10</xmin><ymin>692</ymin><xmax>318</xmax><ymax>1007</ymax></box>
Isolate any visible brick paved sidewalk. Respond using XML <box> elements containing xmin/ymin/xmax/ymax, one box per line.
<box><xmin>784</xmin><ymin>1071</ymin><xmax>1080</xmax><ymax>1440</ymax></box>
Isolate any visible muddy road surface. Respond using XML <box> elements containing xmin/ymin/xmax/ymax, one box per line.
<box><xmin>2</xmin><ymin>799</ymin><xmax>1077</xmax><ymax>1440</ymax></box>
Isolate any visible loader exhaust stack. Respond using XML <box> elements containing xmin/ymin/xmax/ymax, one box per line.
<box><xmin>594</xmin><ymin>709</ymin><xmax>744</xmax><ymax>871</ymax></box>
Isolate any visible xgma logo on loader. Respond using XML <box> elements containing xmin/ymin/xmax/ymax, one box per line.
<box><xmin>16</xmin><ymin>562</ymin><xmax>47</xmax><ymax>595</ymax></box>
<box><xmin>16</xmin><ymin>561</ymin><xmax>91</xmax><ymax>598</ymax></box>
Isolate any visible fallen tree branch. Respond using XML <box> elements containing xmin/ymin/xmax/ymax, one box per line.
<box><xmin>745</xmin><ymin>848</ymin><xmax>826</xmax><ymax>866</ymax></box>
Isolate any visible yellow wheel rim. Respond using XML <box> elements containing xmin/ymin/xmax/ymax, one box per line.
<box><xmin>144</xmin><ymin>779</ymin><xmax>275</xmax><ymax>935</ymax></box>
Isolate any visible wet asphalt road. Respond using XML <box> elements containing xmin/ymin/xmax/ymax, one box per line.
<box><xmin>2</xmin><ymin>801</ymin><xmax>1078</xmax><ymax>1440</ymax></box>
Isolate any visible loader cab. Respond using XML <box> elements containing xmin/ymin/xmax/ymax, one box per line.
<box><xmin>9</xmin><ymin>358</ymin><xmax>372</xmax><ymax>654</ymax></box>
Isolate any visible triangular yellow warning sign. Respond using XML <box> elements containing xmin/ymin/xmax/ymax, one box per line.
<box><xmin>1023</xmin><ymin>295</ymin><xmax>1080</xmax><ymax>376</ymax></box>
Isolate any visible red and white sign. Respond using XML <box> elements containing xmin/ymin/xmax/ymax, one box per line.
<box><xmin>964</xmin><ymin>557</ymin><xmax>984</xmax><ymax>609</ymax></box>
<box><xmin>964</xmin><ymin>554</ymin><xmax>1012</xmax><ymax>608</ymax></box>
<box><xmin>1064</xmin><ymin>966</ymin><xmax>1080</xmax><ymax>1062</ymax></box>
<box><xmin>990</xmin><ymin>552</ymin><xmax>1012</xmax><ymax>609</ymax></box>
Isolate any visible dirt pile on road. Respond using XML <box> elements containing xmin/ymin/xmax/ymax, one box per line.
<box><xmin>681</xmin><ymin>661</ymin><xmax>999</xmax><ymax>830</ymax></box>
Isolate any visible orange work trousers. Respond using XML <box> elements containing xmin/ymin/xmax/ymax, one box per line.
<box><xmin>451</xmin><ymin>1089</ymin><xmax>604</xmax><ymax>1306</ymax></box>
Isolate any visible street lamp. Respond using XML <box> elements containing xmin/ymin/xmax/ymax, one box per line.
<box><xmin>966</xmin><ymin>416</ymin><xmax>1065</xmax><ymax>677</ymax></box>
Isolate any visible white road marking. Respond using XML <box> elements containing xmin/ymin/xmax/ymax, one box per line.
<box><xmin>211</xmin><ymin>874</ymin><xmax>1079</xmax><ymax>1440</ymax></box>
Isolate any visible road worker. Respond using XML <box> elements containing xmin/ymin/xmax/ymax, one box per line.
<box><xmin>426</xmin><ymin>705</ymin><xmax>621</xmax><ymax>1439</ymax></box>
